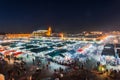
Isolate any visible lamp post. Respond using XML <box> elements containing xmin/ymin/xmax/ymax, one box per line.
<box><xmin>113</xmin><ymin>39</ymin><xmax>118</xmax><ymax>54</ymax></box>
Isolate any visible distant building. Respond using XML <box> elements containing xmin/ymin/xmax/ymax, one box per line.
<box><xmin>0</xmin><ymin>35</ymin><xmax>5</xmax><ymax>40</ymax></box>
<box><xmin>110</xmin><ymin>31</ymin><xmax>120</xmax><ymax>35</ymax></box>
<box><xmin>6</xmin><ymin>33</ymin><xmax>31</xmax><ymax>39</ymax></box>
<box><xmin>90</xmin><ymin>31</ymin><xmax>103</xmax><ymax>35</ymax></box>
<box><xmin>32</xmin><ymin>27</ymin><xmax>52</xmax><ymax>37</ymax></box>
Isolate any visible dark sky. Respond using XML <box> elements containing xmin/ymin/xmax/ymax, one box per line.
<box><xmin>0</xmin><ymin>0</ymin><xmax>120</xmax><ymax>33</ymax></box>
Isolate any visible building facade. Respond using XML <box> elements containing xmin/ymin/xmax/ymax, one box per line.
<box><xmin>32</xmin><ymin>27</ymin><xmax>52</xmax><ymax>37</ymax></box>
<box><xmin>6</xmin><ymin>33</ymin><xmax>31</xmax><ymax>39</ymax></box>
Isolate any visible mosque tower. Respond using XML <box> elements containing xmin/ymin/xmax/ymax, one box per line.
<box><xmin>46</xmin><ymin>26</ymin><xmax>52</xmax><ymax>36</ymax></box>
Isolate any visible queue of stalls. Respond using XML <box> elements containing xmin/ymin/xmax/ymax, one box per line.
<box><xmin>0</xmin><ymin>39</ymin><xmax>94</xmax><ymax>66</ymax></box>
<box><xmin>0</xmin><ymin>46</ymin><xmax>23</xmax><ymax>57</ymax></box>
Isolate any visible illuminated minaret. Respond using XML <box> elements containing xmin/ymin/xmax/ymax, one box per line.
<box><xmin>47</xmin><ymin>26</ymin><xmax>52</xmax><ymax>36</ymax></box>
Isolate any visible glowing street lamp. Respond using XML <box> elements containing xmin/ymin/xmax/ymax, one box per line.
<box><xmin>98</xmin><ymin>65</ymin><xmax>106</xmax><ymax>72</ymax></box>
<box><xmin>0</xmin><ymin>74</ymin><xmax>5</xmax><ymax>80</ymax></box>
<box><xmin>59</xmin><ymin>33</ymin><xmax>64</xmax><ymax>39</ymax></box>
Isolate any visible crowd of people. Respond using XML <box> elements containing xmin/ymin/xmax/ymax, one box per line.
<box><xmin>1</xmin><ymin>53</ymin><xmax>120</xmax><ymax>80</ymax></box>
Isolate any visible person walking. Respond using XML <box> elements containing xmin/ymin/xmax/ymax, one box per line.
<box><xmin>32</xmin><ymin>58</ymin><xmax>35</xmax><ymax>65</ymax></box>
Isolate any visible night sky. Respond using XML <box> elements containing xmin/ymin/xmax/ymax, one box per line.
<box><xmin>0</xmin><ymin>0</ymin><xmax>120</xmax><ymax>33</ymax></box>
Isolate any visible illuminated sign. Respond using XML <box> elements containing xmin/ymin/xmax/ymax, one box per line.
<box><xmin>104</xmin><ymin>46</ymin><xmax>111</xmax><ymax>49</ymax></box>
